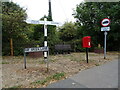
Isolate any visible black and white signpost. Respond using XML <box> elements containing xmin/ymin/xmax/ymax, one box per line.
<box><xmin>101</xmin><ymin>18</ymin><xmax>110</xmax><ymax>59</ymax></box>
<box><xmin>25</xmin><ymin>18</ymin><xmax>60</xmax><ymax>71</ymax></box>
<box><xmin>44</xmin><ymin>18</ymin><xmax>49</xmax><ymax>71</ymax></box>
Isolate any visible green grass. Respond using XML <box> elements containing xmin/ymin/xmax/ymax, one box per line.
<box><xmin>50</xmin><ymin>59</ymin><xmax>56</xmax><ymax>62</ymax></box>
<box><xmin>31</xmin><ymin>72</ymin><xmax>65</xmax><ymax>85</ymax></box>
<box><xmin>95</xmin><ymin>63</ymin><xmax>100</xmax><ymax>66</ymax></box>
<box><xmin>39</xmin><ymin>61</ymin><xmax>45</xmax><ymax>64</ymax></box>
<box><xmin>9</xmin><ymin>85</ymin><xmax>21</xmax><ymax>88</ymax></box>
<box><xmin>71</xmin><ymin>58</ymin><xmax>81</xmax><ymax>62</ymax></box>
<box><xmin>1</xmin><ymin>62</ymin><xmax>9</xmax><ymax>64</ymax></box>
<box><xmin>52</xmin><ymin>72</ymin><xmax>65</xmax><ymax>80</ymax></box>
<box><xmin>31</xmin><ymin>80</ymin><xmax>48</xmax><ymax>85</ymax></box>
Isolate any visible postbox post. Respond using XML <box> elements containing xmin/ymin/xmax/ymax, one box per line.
<box><xmin>86</xmin><ymin>48</ymin><xmax>89</xmax><ymax>63</ymax></box>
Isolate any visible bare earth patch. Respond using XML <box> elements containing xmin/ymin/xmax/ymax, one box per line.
<box><xmin>2</xmin><ymin>52</ymin><xmax>118</xmax><ymax>88</ymax></box>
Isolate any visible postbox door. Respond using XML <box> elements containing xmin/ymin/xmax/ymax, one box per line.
<box><xmin>82</xmin><ymin>36</ymin><xmax>91</xmax><ymax>48</ymax></box>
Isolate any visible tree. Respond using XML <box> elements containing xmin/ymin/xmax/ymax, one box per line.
<box><xmin>58</xmin><ymin>22</ymin><xmax>80</xmax><ymax>51</ymax></box>
<box><xmin>58</xmin><ymin>22</ymin><xmax>77</xmax><ymax>42</ymax></box>
<box><xmin>74</xmin><ymin>2</ymin><xmax>120</xmax><ymax>51</ymax></box>
<box><xmin>2</xmin><ymin>2</ymin><xmax>28</xmax><ymax>55</ymax></box>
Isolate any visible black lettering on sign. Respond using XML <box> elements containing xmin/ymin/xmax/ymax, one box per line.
<box><xmin>31</xmin><ymin>48</ymin><xmax>34</xmax><ymax>51</ymax></box>
<box><xmin>24</xmin><ymin>47</ymin><xmax>49</xmax><ymax>52</ymax></box>
<box><xmin>25</xmin><ymin>48</ymin><xmax>29</xmax><ymax>52</ymax></box>
<box><xmin>37</xmin><ymin>48</ymin><xmax>40</xmax><ymax>51</ymax></box>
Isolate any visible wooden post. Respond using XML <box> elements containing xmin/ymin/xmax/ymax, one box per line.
<box><xmin>24</xmin><ymin>51</ymin><xmax>26</xmax><ymax>69</ymax></box>
<box><xmin>10</xmin><ymin>38</ymin><xmax>14</xmax><ymax>56</ymax></box>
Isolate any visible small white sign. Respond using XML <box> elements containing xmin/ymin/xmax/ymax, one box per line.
<box><xmin>25</xmin><ymin>47</ymin><xmax>49</xmax><ymax>53</ymax></box>
<box><xmin>101</xmin><ymin>27</ymin><xmax>110</xmax><ymax>31</ymax></box>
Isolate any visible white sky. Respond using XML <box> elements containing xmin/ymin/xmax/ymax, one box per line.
<box><xmin>12</xmin><ymin>0</ymin><xmax>84</xmax><ymax>24</ymax></box>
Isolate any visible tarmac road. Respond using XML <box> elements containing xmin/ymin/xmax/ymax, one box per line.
<box><xmin>47</xmin><ymin>59</ymin><xmax>118</xmax><ymax>88</ymax></box>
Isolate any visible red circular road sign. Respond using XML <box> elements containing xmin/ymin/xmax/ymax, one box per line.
<box><xmin>101</xmin><ymin>18</ymin><xmax>110</xmax><ymax>27</ymax></box>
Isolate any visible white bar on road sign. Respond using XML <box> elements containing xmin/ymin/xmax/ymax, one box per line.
<box><xmin>26</xmin><ymin>20</ymin><xmax>61</xmax><ymax>26</ymax></box>
<box><xmin>40</xmin><ymin>21</ymin><xmax>61</xmax><ymax>25</ymax></box>
<box><xmin>101</xmin><ymin>27</ymin><xmax>110</xmax><ymax>31</ymax></box>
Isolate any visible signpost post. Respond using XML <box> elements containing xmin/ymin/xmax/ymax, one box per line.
<box><xmin>101</xmin><ymin>18</ymin><xmax>110</xmax><ymax>59</ymax></box>
<box><xmin>25</xmin><ymin>18</ymin><xmax>60</xmax><ymax>71</ymax></box>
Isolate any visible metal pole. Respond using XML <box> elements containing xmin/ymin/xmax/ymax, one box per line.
<box><xmin>48</xmin><ymin>0</ymin><xmax>52</xmax><ymax>21</ymax></box>
<box><xmin>104</xmin><ymin>31</ymin><xmax>107</xmax><ymax>59</ymax></box>
<box><xmin>24</xmin><ymin>52</ymin><xmax>26</xmax><ymax>69</ymax></box>
<box><xmin>86</xmin><ymin>48</ymin><xmax>89</xmax><ymax>63</ymax></box>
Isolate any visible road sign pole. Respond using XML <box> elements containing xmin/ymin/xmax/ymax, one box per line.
<box><xmin>101</xmin><ymin>18</ymin><xmax>110</xmax><ymax>59</ymax></box>
<box><xmin>104</xmin><ymin>31</ymin><xmax>107</xmax><ymax>59</ymax></box>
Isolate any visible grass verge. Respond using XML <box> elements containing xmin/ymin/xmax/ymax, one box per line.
<box><xmin>1</xmin><ymin>62</ymin><xmax>9</xmax><ymax>64</ymax></box>
<box><xmin>31</xmin><ymin>72</ymin><xmax>65</xmax><ymax>87</ymax></box>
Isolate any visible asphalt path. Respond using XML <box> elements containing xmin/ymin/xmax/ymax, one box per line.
<box><xmin>47</xmin><ymin>60</ymin><xmax>118</xmax><ymax>88</ymax></box>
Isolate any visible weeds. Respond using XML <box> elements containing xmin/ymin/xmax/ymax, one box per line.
<box><xmin>95</xmin><ymin>63</ymin><xmax>100</xmax><ymax>66</ymax></box>
<box><xmin>1</xmin><ymin>62</ymin><xmax>9</xmax><ymax>64</ymax></box>
<box><xmin>9</xmin><ymin>85</ymin><xmax>21</xmax><ymax>88</ymax></box>
<box><xmin>50</xmin><ymin>59</ymin><xmax>56</xmax><ymax>62</ymax></box>
<box><xmin>52</xmin><ymin>72</ymin><xmax>65</xmax><ymax>80</ymax></box>
<box><xmin>31</xmin><ymin>72</ymin><xmax>65</xmax><ymax>86</ymax></box>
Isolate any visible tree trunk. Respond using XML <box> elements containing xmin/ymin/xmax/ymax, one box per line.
<box><xmin>10</xmin><ymin>38</ymin><xmax>14</xmax><ymax>56</ymax></box>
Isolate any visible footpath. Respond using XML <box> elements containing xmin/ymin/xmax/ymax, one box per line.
<box><xmin>47</xmin><ymin>60</ymin><xmax>118</xmax><ymax>88</ymax></box>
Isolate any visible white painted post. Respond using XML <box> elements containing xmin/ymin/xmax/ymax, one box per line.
<box><xmin>44</xmin><ymin>18</ymin><xmax>49</xmax><ymax>71</ymax></box>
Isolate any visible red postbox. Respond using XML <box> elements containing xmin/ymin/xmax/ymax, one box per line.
<box><xmin>82</xmin><ymin>36</ymin><xmax>91</xmax><ymax>48</ymax></box>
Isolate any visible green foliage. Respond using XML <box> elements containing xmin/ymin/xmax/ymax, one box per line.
<box><xmin>9</xmin><ymin>85</ymin><xmax>21</xmax><ymax>88</ymax></box>
<box><xmin>2</xmin><ymin>2</ymin><xmax>27</xmax><ymax>37</ymax></box>
<box><xmin>95</xmin><ymin>63</ymin><xmax>100</xmax><ymax>66</ymax></box>
<box><xmin>48</xmin><ymin>25</ymin><xmax>60</xmax><ymax>54</ymax></box>
<box><xmin>2</xmin><ymin>2</ymin><xmax>28</xmax><ymax>55</ymax></box>
<box><xmin>58</xmin><ymin>22</ymin><xmax>81</xmax><ymax>51</ymax></box>
<box><xmin>2</xmin><ymin>2</ymin><xmax>119</xmax><ymax>56</ymax></box>
<box><xmin>58</xmin><ymin>22</ymin><xmax>77</xmax><ymax>42</ymax></box>
<box><xmin>52</xmin><ymin>72</ymin><xmax>65</xmax><ymax>80</ymax></box>
<box><xmin>33</xmin><ymin>24</ymin><xmax>44</xmax><ymax>41</ymax></box>
<box><xmin>32</xmin><ymin>80</ymin><xmax>47</xmax><ymax>85</ymax></box>
<box><xmin>74</xmin><ymin>2</ymin><xmax>120</xmax><ymax>51</ymax></box>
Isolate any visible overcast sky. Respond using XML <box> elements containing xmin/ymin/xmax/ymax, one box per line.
<box><xmin>12</xmin><ymin>0</ymin><xmax>84</xmax><ymax>24</ymax></box>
